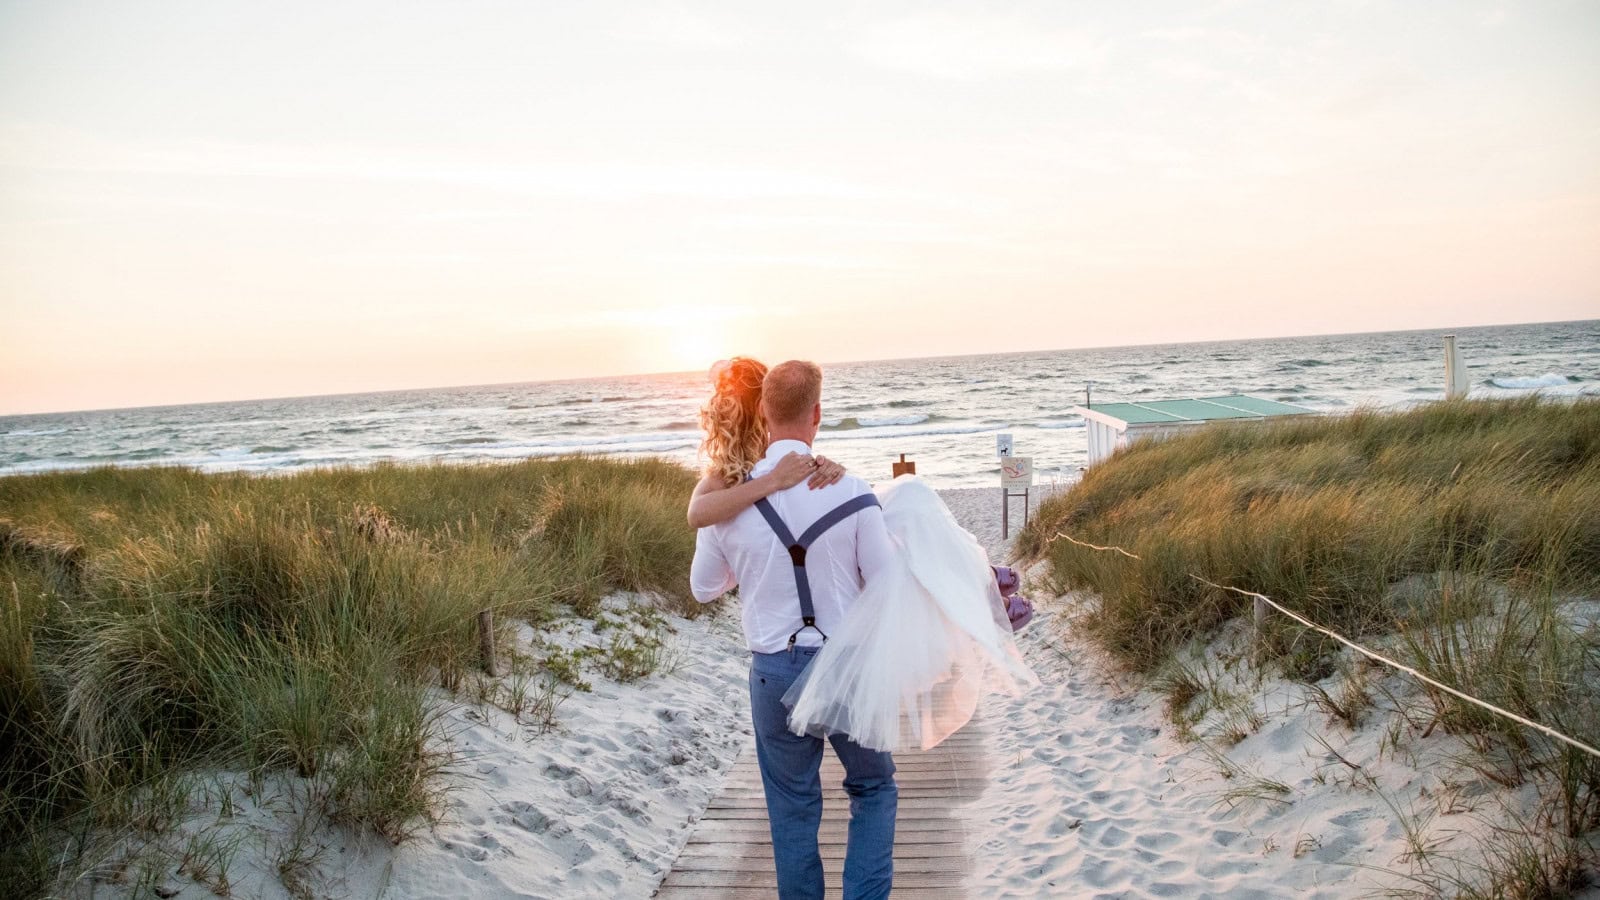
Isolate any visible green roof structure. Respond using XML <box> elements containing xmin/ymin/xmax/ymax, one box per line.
<box><xmin>1072</xmin><ymin>394</ymin><xmax>1319</xmax><ymax>465</ymax></box>
<box><xmin>1081</xmin><ymin>394</ymin><xmax>1314</xmax><ymax>425</ymax></box>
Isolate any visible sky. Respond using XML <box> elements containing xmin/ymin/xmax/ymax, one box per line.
<box><xmin>1</xmin><ymin>1</ymin><xmax>1597</xmax><ymax>416</ymax></box>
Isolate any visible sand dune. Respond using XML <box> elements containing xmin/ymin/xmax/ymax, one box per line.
<box><xmin>114</xmin><ymin>483</ymin><xmax>1547</xmax><ymax>898</ymax></box>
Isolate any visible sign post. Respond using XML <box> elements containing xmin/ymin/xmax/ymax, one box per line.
<box><xmin>1000</xmin><ymin>456</ymin><xmax>1033</xmax><ymax>538</ymax></box>
<box><xmin>1444</xmin><ymin>335</ymin><xmax>1469</xmax><ymax>400</ymax></box>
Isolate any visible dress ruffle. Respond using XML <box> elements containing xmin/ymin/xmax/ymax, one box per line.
<box><xmin>781</xmin><ymin>475</ymin><xmax>1040</xmax><ymax>752</ymax></box>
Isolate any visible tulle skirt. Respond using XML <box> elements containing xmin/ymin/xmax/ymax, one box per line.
<box><xmin>780</xmin><ymin>475</ymin><xmax>1040</xmax><ymax>752</ymax></box>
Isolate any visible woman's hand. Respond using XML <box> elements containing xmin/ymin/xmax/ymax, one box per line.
<box><xmin>807</xmin><ymin>455</ymin><xmax>845</xmax><ymax>489</ymax></box>
<box><xmin>768</xmin><ymin>451</ymin><xmax>818</xmax><ymax>490</ymax></box>
<box><xmin>767</xmin><ymin>452</ymin><xmax>845</xmax><ymax>491</ymax></box>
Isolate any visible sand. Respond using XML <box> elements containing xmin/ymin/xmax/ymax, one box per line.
<box><xmin>101</xmin><ymin>595</ymin><xmax>753</xmax><ymax>900</ymax></box>
<box><xmin>950</xmin><ymin>485</ymin><xmax>1547</xmax><ymax>897</ymax></box>
<box><xmin>91</xmin><ymin>479</ymin><xmax>1553</xmax><ymax>898</ymax></box>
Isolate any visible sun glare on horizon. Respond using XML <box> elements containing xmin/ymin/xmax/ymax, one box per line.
<box><xmin>663</xmin><ymin>322</ymin><xmax>729</xmax><ymax>376</ymax></box>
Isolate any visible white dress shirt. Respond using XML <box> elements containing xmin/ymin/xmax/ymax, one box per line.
<box><xmin>691</xmin><ymin>439</ymin><xmax>899</xmax><ymax>653</ymax></box>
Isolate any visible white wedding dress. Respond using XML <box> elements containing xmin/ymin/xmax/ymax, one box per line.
<box><xmin>780</xmin><ymin>475</ymin><xmax>1040</xmax><ymax>753</ymax></box>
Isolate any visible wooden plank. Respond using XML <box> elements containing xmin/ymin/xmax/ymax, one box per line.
<box><xmin>674</xmin><ymin>844</ymin><xmax>967</xmax><ymax>860</ymax></box>
<box><xmin>660</xmin><ymin>870</ymin><xmax>969</xmax><ymax>889</ymax></box>
<box><xmin>689</xmin><ymin>823</ymin><xmax>972</xmax><ymax>838</ymax></box>
<box><xmin>680</xmin><ymin>827</ymin><xmax>970</xmax><ymax>842</ymax></box>
<box><xmin>705</xmin><ymin>797</ymin><xmax>970</xmax><ymax>810</ymax></box>
<box><xmin>669</xmin><ymin>855</ymin><xmax>968</xmax><ymax>874</ymax></box>
<box><xmin>643</xmin><ymin>883</ymin><xmax>966</xmax><ymax>890</ymax></box>
<box><xmin>697</xmin><ymin>807</ymin><xmax>972</xmax><ymax>819</ymax></box>
<box><xmin>655</xmin><ymin>713</ymin><xmax>989</xmax><ymax>899</ymax></box>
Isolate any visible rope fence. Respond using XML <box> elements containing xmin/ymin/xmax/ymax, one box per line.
<box><xmin>1044</xmin><ymin>531</ymin><xmax>1600</xmax><ymax>761</ymax></box>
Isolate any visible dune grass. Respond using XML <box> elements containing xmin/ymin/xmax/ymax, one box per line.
<box><xmin>0</xmin><ymin>455</ymin><xmax>697</xmax><ymax>895</ymax></box>
<box><xmin>1018</xmin><ymin>396</ymin><xmax>1600</xmax><ymax>890</ymax></box>
<box><xmin>1018</xmin><ymin>396</ymin><xmax>1600</xmax><ymax>673</ymax></box>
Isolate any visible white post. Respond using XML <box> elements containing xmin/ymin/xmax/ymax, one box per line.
<box><xmin>1444</xmin><ymin>335</ymin><xmax>1469</xmax><ymax>400</ymax></box>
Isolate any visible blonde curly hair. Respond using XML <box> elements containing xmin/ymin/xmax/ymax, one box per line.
<box><xmin>699</xmin><ymin>357</ymin><xmax>768</xmax><ymax>485</ymax></box>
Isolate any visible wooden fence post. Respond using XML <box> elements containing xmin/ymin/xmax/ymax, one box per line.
<box><xmin>1252</xmin><ymin>595</ymin><xmax>1269</xmax><ymax>662</ymax></box>
<box><xmin>477</xmin><ymin>609</ymin><xmax>502</xmax><ymax>676</ymax></box>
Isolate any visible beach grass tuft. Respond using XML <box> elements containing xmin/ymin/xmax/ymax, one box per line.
<box><xmin>1019</xmin><ymin>395</ymin><xmax>1600</xmax><ymax>890</ymax></box>
<box><xmin>0</xmin><ymin>455</ymin><xmax>696</xmax><ymax>894</ymax></box>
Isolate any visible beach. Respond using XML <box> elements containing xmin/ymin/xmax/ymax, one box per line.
<box><xmin>9</xmin><ymin>2</ymin><xmax>1599</xmax><ymax>893</ymax></box>
<box><xmin>67</xmin><ymin>479</ymin><xmax>1551</xmax><ymax>899</ymax></box>
<box><xmin>4</xmin><ymin>396</ymin><xmax>1597</xmax><ymax>898</ymax></box>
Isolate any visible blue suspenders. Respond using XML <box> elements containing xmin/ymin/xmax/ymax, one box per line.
<box><xmin>749</xmin><ymin>483</ymin><xmax>881</xmax><ymax>652</ymax></box>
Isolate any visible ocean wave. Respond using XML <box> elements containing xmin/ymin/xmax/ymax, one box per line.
<box><xmin>250</xmin><ymin>445</ymin><xmax>295</xmax><ymax>454</ymax></box>
<box><xmin>660</xmin><ymin>421</ymin><xmax>699</xmax><ymax>431</ymax></box>
<box><xmin>822</xmin><ymin>414</ymin><xmax>930</xmax><ymax>430</ymax></box>
<box><xmin>1281</xmin><ymin>358</ymin><xmax>1330</xmax><ymax>368</ymax></box>
<box><xmin>64</xmin><ymin>448</ymin><xmax>171</xmax><ymax>462</ymax></box>
<box><xmin>825</xmin><ymin>422</ymin><xmax>994</xmax><ymax>442</ymax></box>
<box><xmin>3</xmin><ymin>427</ymin><xmax>69</xmax><ymax>437</ymax></box>
<box><xmin>1034</xmin><ymin>420</ymin><xmax>1085</xmax><ymax>430</ymax></box>
<box><xmin>1488</xmin><ymin>373</ymin><xmax>1573</xmax><ymax>389</ymax></box>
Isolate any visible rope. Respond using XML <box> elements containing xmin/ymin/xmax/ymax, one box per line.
<box><xmin>1044</xmin><ymin>531</ymin><xmax>1600</xmax><ymax>761</ymax></box>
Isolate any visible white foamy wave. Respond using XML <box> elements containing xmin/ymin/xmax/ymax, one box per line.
<box><xmin>1034</xmin><ymin>420</ymin><xmax>1085</xmax><ymax>430</ymax></box>
<box><xmin>1489</xmin><ymin>373</ymin><xmax>1573</xmax><ymax>389</ymax></box>
<box><xmin>822</xmin><ymin>414</ymin><xmax>933</xmax><ymax>431</ymax></box>
<box><xmin>826</xmin><ymin>422</ymin><xmax>995</xmax><ymax>442</ymax></box>
<box><xmin>859</xmin><ymin>414</ymin><xmax>928</xmax><ymax>427</ymax></box>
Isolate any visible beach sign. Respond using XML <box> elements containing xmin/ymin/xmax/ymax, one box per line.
<box><xmin>1000</xmin><ymin>456</ymin><xmax>1033</xmax><ymax>537</ymax></box>
<box><xmin>1001</xmin><ymin>456</ymin><xmax>1032</xmax><ymax>488</ymax></box>
<box><xmin>996</xmin><ymin>433</ymin><xmax>1013</xmax><ymax>458</ymax></box>
<box><xmin>892</xmin><ymin>453</ymin><xmax>916</xmax><ymax>478</ymax></box>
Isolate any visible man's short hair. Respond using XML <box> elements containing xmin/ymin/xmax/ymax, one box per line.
<box><xmin>762</xmin><ymin>360</ymin><xmax>823</xmax><ymax>425</ymax></box>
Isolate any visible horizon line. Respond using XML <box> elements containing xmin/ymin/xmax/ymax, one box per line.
<box><xmin>3</xmin><ymin>315</ymin><xmax>1594</xmax><ymax>419</ymax></box>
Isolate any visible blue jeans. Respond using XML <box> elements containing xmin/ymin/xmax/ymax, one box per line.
<box><xmin>749</xmin><ymin>647</ymin><xmax>897</xmax><ymax>900</ymax></box>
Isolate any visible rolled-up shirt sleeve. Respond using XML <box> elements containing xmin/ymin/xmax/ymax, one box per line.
<box><xmin>854</xmin><ymin>505</ymin><xmax>896</xmax><ymax>586</ymax></box>
<box><xmin>690</xmin><ymin>527</ymin><xmax>736</xmax><ymax>603</ymax></box>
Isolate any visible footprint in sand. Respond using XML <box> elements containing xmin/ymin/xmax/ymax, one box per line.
<box><xmin>500</xmin><ymin>800</ymin><xmax>551</xmax><ymax>834</ymax></box>
<box><xmin>441</xmin><ymin>831</ymin><xmax>506</xmax><ymax>862</ymax></box>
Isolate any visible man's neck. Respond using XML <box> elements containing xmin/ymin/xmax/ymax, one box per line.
<box><xmin>767</xmin><ymin>427</ymin><xmax>813</xmax><ymax>448</ymax></box>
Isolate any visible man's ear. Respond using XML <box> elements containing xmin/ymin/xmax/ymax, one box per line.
<box><xmin>811</xmin><ymin>403</ymin><xmax>822</xmax><ymax>426</ymax></box>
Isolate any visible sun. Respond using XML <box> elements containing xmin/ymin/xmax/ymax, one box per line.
<box><xmin>664</xmin><ymin>323</ymin><xmax>724</xmax><ymax>374</ymax></box>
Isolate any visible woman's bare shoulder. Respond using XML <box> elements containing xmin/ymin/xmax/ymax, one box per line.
<box><xmin>693</xmin><ymin>470</ymin><xmax>733</xmax><ymax>495</ymax></box>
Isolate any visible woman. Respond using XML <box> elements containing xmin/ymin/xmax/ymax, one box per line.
<box><xmin>690</xmin><ymin>357</ymin><xmax>1038</xmax><ymax>752</ymax></box>
<box><xmin>687</xmin><ymin>357</ymin><xmax>848</xmax><ymax>528</ymax></box>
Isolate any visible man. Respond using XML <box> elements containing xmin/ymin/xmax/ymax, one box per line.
<box><xmin>690</xmin><ymin>360</ymin><xmax>899</xmax><ymax>900</ymax></box>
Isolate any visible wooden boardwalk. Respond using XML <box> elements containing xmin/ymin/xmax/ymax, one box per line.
<box><xmin>654</xmin><ymin>715</ymin><xmax>991</xmax><ymax>898</ymax></box>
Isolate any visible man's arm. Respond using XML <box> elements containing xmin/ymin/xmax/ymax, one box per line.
<box><xmin>854</xmin><ymin>502</ymin><xmax>897</xmax><ymax>586</ymax></box>
<box><xmin>690</xmin><ymin>526</ymin><xmax>737</xmax><ymax>603</ymax></box>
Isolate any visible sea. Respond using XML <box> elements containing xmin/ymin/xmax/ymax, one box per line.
<box><xmin>2</xmin><ymin>320</ymin><xmax>1597</xmax><ymax>489</ymax></box>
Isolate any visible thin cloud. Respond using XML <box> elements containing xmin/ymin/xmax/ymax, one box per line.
<box><xmin>609</xmin><ymin>2</ymin><xmax>742</xmax><ymax>48</ymax></box>
<box><xmin>1319</xmin><ymin>70</ymin><xmax>1423</xmax><ymax>120</ymax></box>
<box><xmin>0</xmin><ymin>123</ymin><xmax>895</xmax><ymax>203</ymax></box>
<box><xmin>851</xmin><ymin>11</ymin><xmax>1107</xmax><ymax>79</ymax></box>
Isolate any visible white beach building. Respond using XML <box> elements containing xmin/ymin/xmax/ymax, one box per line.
<box><xmin>1073</xmin><ymin>394</ymin><xmax>1317</xmax><ymax>466</ymax></box>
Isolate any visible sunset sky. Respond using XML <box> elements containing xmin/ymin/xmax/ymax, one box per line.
<box><xmin>2</xmin><ymin>1</ymin><xmax>1597</xmax><ymax>415</ymax></box>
